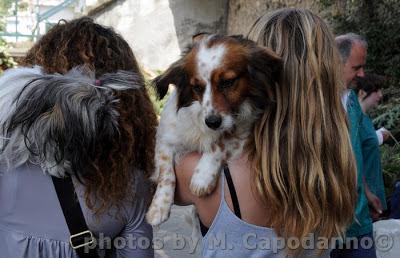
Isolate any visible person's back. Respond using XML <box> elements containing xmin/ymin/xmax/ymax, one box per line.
<box><xmin>345</xmin><ymin>88</ymin><xmax>373</xmax><ymax>236</ymax></box>
<box><xmin>175</xmin><ymin>8</ymin><xmax>357</xmax><ymax>257</ymax></box>
<box><xmin>356</xmin><ymin>74</ymin><xmax>387</xmax><ymax>220</ymax></box>
<box><xmin>0</xmin><ymin>162</ymin><xmax>151</xmax><ymax>257</ymax></box>
<box><xmin>176</xmin><ymin>153</ymin><xmax>330</xmax><ymax>258</ymax></box>
<box><xmin>0</xmin><ymin>17</ymin><xmax>157</xmax><ymax>257</ymax></box>
<box><xmin>332</xmin><ymin>33</ymin><xmax>378</xmax><ymax>258</ymax></box>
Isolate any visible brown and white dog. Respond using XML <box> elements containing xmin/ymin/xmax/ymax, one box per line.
<box><xmin>146</xmin><ymin>34</ymin><xmax>282</xmax><ymax>226</ymax></box>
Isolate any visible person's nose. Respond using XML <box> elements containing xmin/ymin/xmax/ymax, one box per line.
<box><xmin>357</xmin><ymin>68</ymin><xmax>365</xmax><ymax>77</ymax></box>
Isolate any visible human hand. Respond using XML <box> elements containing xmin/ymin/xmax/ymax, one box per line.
<box><xmin>365</xmin><ymin>189</ymin><xmax>383</xmax><ymax>220</ymax></box>
<box><xmin>377</xmin><ymin>127</ymin><xmax>390</xmax><ymax>145</ymax></box>
<box><xmin>381</xmin><ymin>129</ymin><xmax>390</xmax><ymax>142</ymax></box>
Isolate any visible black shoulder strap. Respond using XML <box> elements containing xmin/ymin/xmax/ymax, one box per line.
<box><xmin>199</xmin><ymin>166</ymin><xmax>242</xmax><ymax>237</ymax></box>
<box><xmin>223</xmin><ymin>166</ymin><xmax>242</xmax><ymax>219</ymax></box>
<box><xmin>51</xmin><ymin>176</ymin><xmax>99</xmax><ymax>258</ymax></box>
<box><xmin>199</xmin><ymin>219</ymin><xmax>209</xmax><ymax>237</ymax></box>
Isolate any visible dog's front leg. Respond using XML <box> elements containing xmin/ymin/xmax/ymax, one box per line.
<box><xmin>190</xmin><ymin>147</ymin><xmax>223</xmax><ymax>197</ymax></box>
<box><xmin>146</xmin><ymin>143</ymin><xmax>176</xmax><ymax>226</ymax></box>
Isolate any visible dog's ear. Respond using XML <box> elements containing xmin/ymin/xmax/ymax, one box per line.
<box><xmin>246</xmin><ymin>46</ymin><xmax>282</xmax><ymax>111</ymax></box>
<box><xmin>249</xmin><ymin>46</ymin><xmax>282</xmax><ymax>85</ymax></box>
<box><xmin>152</xmin><ymin>59</ymin><xmax>187</xmax><ymax>99</ymax></box>
<box><xmin>152</xmin><ymin>59</ymin><xmax>193</xmax><ymax>109</ymax></box>
<box><xmin>248</xmin><ymin>46</ymin><xmax>282</xmax><ymax>103</ymax></box>
<box><xmin>192</xmin><ymin>32</ymin><xmax>210</xmax><ymax>44</ymax></box>
<box><xmin>229</xmin><ymin>34</ymin><xmax>245</xmax><ymax>41</ymax></box>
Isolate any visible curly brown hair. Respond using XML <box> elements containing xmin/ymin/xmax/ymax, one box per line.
<box><xmin>22</xmin><ymin>17</ymin><xmax>157</xmax><ymax>215</ymax></box>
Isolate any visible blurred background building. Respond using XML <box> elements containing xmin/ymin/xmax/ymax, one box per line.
<box><xmin>1</xmin><ymin>1</ymin><xmax>399</xmax><ymax>257</ymax></box>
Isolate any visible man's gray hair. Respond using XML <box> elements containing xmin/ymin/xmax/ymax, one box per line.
<box><xmin>335</xmin><ymin>33</ymin><xmax>368</xmax><ymax>63</ymax></box>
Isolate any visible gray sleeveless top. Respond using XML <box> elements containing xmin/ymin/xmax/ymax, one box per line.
<box><xmin>0</xmin><ymin>163</ymin><xmax>153</xmax><ymax>258</ymax></box>
<box><xmin>201</xmin><ymin>173</ymin><xmax>331</xmax><ymax>258</ymax></box>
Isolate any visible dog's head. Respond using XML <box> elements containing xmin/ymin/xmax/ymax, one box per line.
<box><xmin>154</xmin><ymin>34</ymin><xmax>282</xmax><ymax>131</ymax></box>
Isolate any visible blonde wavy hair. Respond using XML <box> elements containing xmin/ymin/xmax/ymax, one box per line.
<box><xmin>247</xmin><ymin>8</ymin><xmax>357</xmax><ymax>246</ymax></box>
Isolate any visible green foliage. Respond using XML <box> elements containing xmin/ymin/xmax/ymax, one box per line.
<box><xmin>144</xmin><ymin>72</ymin><xmax>170</xmax><ymax>117</ymax></box>
<box><xmin>18</xmin><ymin>2</ymin><xmax>29</xmax><ymax>12</ymax></box>
<box><xmin>375</xmin><ymin>98</ymin><xmax>400</xmax><ymax>194</ymax></box>
<box><xmin>0</xmin><ymin>0</ymin><xmax>13</xmax><ymax>15</ymax></box>
<box><xmin>329</xmin><ymin>0</ymin><xmax>400</xmax><ymax>86</ymax></box>
<box><xmin>373</xmin><ymin>105</ymin><xmax>400</xmax><ymax>131</ymax></box>
<box><xmin>0</xmin><ymin>0</ymin><xmax>13</xmax><ymax>31</ymax></box>
<box><xmin>380</xmin><ymin>144</ymin><xmax>400</xmax><ymax>195</ymax></box>
<box><xmin>372</xmin><ymin>88</ymin><xmax>400</xmax><ymax>134</ymax></box>
<box><xmin>320</xmin><ymin>0</ymin><xmax>400</xmax><ymax>192</ymax></box>
<box><xmin>0</xmin><ymin>38</ymin><xmax>16</xmax><ymax>73</ymax></box>
<box><xmin>147</xmin><ymin>82</ymin><xmax>170</xmax><ymax>117</ymax></box>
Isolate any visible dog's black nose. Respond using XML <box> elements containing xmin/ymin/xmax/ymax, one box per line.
<box><xmin>205</xmin><ymin>115</ymin><xmax>222</xmax><ymax>130</ymax></box>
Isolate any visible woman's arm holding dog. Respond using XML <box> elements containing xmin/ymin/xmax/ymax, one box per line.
<box><xmin>174</xmin><ymin>152</ymin><xmax>223</xmax><ymax>228</ymax></box>
<box><xmin>174</xmin><ymin>152</ymin><xmax>201</xmax><ymax>205</ymax></box>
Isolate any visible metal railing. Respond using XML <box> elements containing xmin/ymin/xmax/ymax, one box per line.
<box><xmin>0</xmin><ymin>0</ymin><xmax>77</xmax><ymax>41</ymax></box>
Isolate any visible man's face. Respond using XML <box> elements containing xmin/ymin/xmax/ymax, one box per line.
<box><xmin>343</xmin><ymin>42</ymin><xmax>367</xmax><ymax>89</ymax></box>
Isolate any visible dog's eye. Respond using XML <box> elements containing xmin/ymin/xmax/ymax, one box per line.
<box><xmin>193</xmin><ymin>84</ymin><xmax>203</xmax><ymax>94</ymax></box>
<box><xmin>219</xmin><ymin>78</ymin><xmax>237</xmax><ymax>89</ymax></box>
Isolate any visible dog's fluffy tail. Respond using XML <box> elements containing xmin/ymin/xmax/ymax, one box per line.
<box><xmin>0</xmin><ymin>66</ymin><xmax>142</xmax><ymax>177</ymax></box>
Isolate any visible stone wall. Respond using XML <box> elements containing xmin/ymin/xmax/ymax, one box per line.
<box><xmin>90</xmin><ymin>0</ymin><xmax>335</xmax><ymax>71</ymax></box>
<box><xmin>227</xmin><ymin>0</ymin><xmax>321</xmax><ymax>35</ymax></box>
<box><xmin>92</xmin><ymin>0</ymin><xmax>228</xmax><ymax>71</ymax></box>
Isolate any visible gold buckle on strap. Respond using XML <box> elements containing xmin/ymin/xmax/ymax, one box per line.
<box><xmin>69</xmin><ymin>230</ymin><xmax>94</xmax><ymax>249</ymax></box>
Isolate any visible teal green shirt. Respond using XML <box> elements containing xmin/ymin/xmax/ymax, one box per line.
<box><xmin>360</xmin><ymin>114</ymin><xmax>387</xmax><ymax>210</ymax></box>
<box><xmin>345</xmin><ymin>90</ymin><xmax>373</xmax><ymax>237</ymax></box>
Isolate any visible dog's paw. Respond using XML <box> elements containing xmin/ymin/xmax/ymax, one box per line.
<box><xmin>146</xmin><ymin>202</ymin><xmax>171</xmax><ymax>226</ymax></box>
<box><xmin>190</xmin><ymin>171</ymin><xmax>218</xmax><ymax>197</ymax></box>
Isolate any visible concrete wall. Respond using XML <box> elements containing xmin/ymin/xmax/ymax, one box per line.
<box><xmin>226</xmin><ymin>0</ymin><xmax>320</xmax><ymax>35</ymax></box>
<box><xmin>91</xmin><ymin>0</ymin><xmax>331</xmax><ymax>71</ymax></box>
<box><xmin>93</xmin><ymin>0</ymin><xmax>228</xmax><ymax>71</ymax></box>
